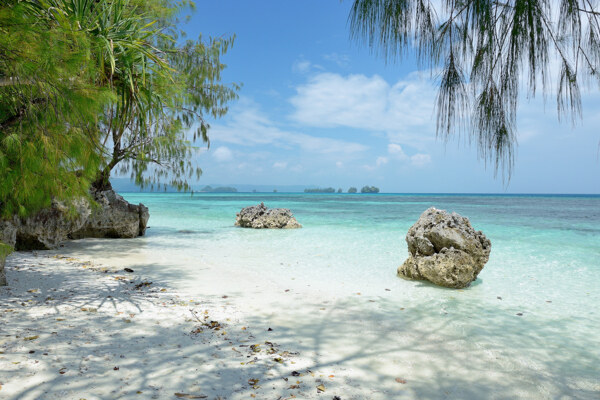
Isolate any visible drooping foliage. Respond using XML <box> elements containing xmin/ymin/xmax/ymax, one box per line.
<box><xmin>0</xmin><ymin>0</ymin><xmax>238</xmax><ymax>216</ymax></box>
<box><xmin>0</xmin><ymin>1</ymin><xmax>111</xmax><ymax>217</ymax></box>
<box><xmin>349</xmin><ymin>0</ymin><xmax>600</xmax><ymax>178</ymax></box>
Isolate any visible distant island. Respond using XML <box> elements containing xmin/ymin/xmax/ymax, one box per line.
<box><xmin>304</xmin><ymin>187</ymin><xmax>336</xmax><ymax>193</ymax></box>
<box><xmin>360</xmin><ymin>186</ymin><xmax>380</xmax><ymax>193</ymax></box>
<box><xmin>304</xmin><ymin>186</ymin><xmax>380</xmax><ymax>193</ymax></box>
<box><xmin>200</xmin><ymin>185</ymin><xmax>238</xmax><ymax>193</ymax></box>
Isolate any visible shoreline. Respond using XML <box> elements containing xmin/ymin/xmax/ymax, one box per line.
<box><xmin>0</xmin><ymin>251</ymin><xmax>347</xmax><ymax>400</ymax></box>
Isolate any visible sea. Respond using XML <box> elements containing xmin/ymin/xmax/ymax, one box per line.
<box><xmin>64</xmin><ymin>192</ymin><xmax>600</xmax><ymax>398</ymax></box>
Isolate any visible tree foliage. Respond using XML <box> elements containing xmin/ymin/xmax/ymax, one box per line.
<box><xmin>0</xmin><ymin>0</ymin><xmax>238</xmax><ymax>216</ymax></box>
<box><xmin>0</xmin><ymin>0</ymin><xmax>110</xmax><ymax>217</ymax></box>
<box><xmin>95</xmin><ymin>1</ymin><xmax>239</xmax><ymax>191</ymax></box>
<box><xmin>360</xmin><ymin>185</ymin><xmax>380</xmax><ymax>193</ymax></box>
<box><xmin>349</xmin><ymin>0</ymin><xmax>600</xmax><ymax>178</ymax></box>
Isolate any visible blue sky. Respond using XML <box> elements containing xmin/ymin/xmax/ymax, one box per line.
<box><xmin>181</xmin><ymin>0</ymin><xmax>600</xmax><ymax>193</ymax></box>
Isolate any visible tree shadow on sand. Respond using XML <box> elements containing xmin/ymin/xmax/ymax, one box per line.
<box><xmin>1</xmin><ymin>252</ymin><xmax>598</xmax><ymax>400</ymax></box>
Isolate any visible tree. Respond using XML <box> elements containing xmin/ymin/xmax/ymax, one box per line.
<box><xmin>0</xmin><ymin>0</ymin><xmax>238</xmax><ymax>219</ymax></box>
<box><xmin>0</xmin><ymin>0</ymin><xmax>111</xmax><ymax>217</ymax></box>
<box><xmin>361</xmin><ymin>186</ymin><xmax>380</xmax><ymax>193</ymax></box>
<box><xmin>90</xmin><ymin>0</ymin><xmax>239</xmax><ymax>191</ymax></box>
<box><xmin>349</xmin><ymin>0</ymin><xmax>600</xmax><ymax>178</ymax></box>
<box><xmin>348</xmin><ymin>187</ymin><xmax>358</xmax><ymax>193</ymax></box>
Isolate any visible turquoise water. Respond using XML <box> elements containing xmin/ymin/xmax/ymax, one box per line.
<box><xmin>68</xmin><ymin>193</ymin><xmax>600</xmax><ymax>398</ymax></box>
<box><xmin>124</xmin><ymin>192</ymin><xmax>600</xmax><ymax>304</ymax></box>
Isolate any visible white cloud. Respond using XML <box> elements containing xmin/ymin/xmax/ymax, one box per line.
<box><xmin>212</xmin><ymin>146</ymin><xmax>233</xmax><ymax>162</ymax></box>
<box><xmin>335</xmin><ymin>161</ymin><xmax>343</xmax><ymax>168</ymax></box>
<box><xmin>273</xmin><ymin>161</ymin><xmax>287</xmax><ymax>169</ymax></box>
<box><xmin>410</xmin><ymin>153</ymin><xmax>432</xmax><ymax>167</ymax></box>
<box><xmin>388</xmin><ymin>143</ymin><xmax>408</xmax><ymax>160</ymax></box>
<box><xmin>289</xmin><ymin>72</ymin><xmax>437</xmax><ymax>148</ymax></box>
<box><xmin>376</xmin><ymin>156</ymin><xmax>389</xmax><ymax>166</ymax></box>
<box><xmin>209</xmin><ymin>99</ymin><xmax>369</xmax><ymax>156</ymax></box>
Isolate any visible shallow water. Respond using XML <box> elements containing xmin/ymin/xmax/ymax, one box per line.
<box><xmin>60</xmin><ymin>193</ymin><xmax>600</xmax><ymax>398</ymax></box>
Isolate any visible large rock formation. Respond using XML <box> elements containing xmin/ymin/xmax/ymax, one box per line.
<box><xmin>398</xmin><ymin>207</ymin><xmax>491</xmax><ymax>288</ymax></box>
<box><xmin>235</xmin><ymin>203</ymin><xmax>302</xmax><ymax>229</ymax></box>
<box><xmin>15</xmin><ymin>198</ymin><xmax>91</xmax><ymax>250</ymax></box>
<box><xmin>0</xmin><ymin>188</ymin><xmax>149</xmax><ymax>251</ymax></box>
<box><xmin>70</xmin><ymin>189</ymin><xmax>149</xmax><ymax>239</ymax></box>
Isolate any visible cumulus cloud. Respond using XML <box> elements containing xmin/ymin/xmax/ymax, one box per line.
<box><xmin>289</xmin><ymin>72</ymin><xmax>437</xmax><ymax>148</ymax></box>
<box><xmin>212</xmin><ymin>146</ymin><xmax>233</xmax><ymax>162</ymax></box>
<box><xmin>387</xmin><ymin>143</ymin><xmax>408</xmax><ymax>159</ymax></box>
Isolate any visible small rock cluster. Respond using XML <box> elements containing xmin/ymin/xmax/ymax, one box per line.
<box><xmin>398</xmin><ymin>207</ymin><xmax>491</xmax><ymax>288</ymax></box>
<box><xmin>235</xmin><ymin>203</ymin><xmax>302</xmax><ymax>229</ymax></box>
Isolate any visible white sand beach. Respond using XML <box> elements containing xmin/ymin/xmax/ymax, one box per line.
<box><xmin>1</xmin><ymin>235</ymin><xmax>598</xmax><ymax>399</ymax></box>
<box><xmin>0</xmin><ymin>252</ymin><xmax>342</xmax><ymax>400</ymax></box>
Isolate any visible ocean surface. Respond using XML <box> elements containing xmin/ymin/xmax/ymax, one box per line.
<box><xmin>62</xmin><ymin>193</ymin><xmax>600</xmax><ymax>398</ymax></box>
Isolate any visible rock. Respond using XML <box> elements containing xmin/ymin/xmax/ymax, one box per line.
<box><xmin>0</xmin><ymin>218</ymin><xmax>18</xmax><ymax>247</ymax></box>
<box><xmin>398</xmin><ymin>207</ymin><xmax>491</xmax><ymax>288</ymax></box>
<box><xmin>0</xmin><ymin>241</ymin><xmax>12</xmax><ymax>286</ymax></box>
<box><xmin>2</xmin><ymin>186</ymin><xmax>149</xmax><ymax>251</ymax></box>
<box><xmin>70</xmin><ymin>189</ymin><xmax>149</xmax><ymax>239</ymax></box>
<box><xmin>15</xmin><ymin>198</ymin><xmax>91</xmax><ymax>250</ymax></box>
<box><xmin>235</xmin><ymin>203</ymin><xmax>302</xmax><ymax>229</ymax></box>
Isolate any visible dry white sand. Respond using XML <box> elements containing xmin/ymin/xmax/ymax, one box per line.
<box><xmin>1</xmin><ymin>244</ymin><xmax>599</xmax><ymax>400</ymax></box>
<box><xmin>0</xmin><ymin>252</ymin><xmax>350</xmax><ymax>400</ymax></box>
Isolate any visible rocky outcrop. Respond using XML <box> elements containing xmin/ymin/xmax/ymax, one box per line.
<box><xmin>235</xmin><ymin>203</ymin><xmax>302</xmax><ymax>229</ymax></box>
<box><xmin>70</xmin><ymin>189</ymin><xmax>149</xmax><ymax>239</ymax></box>
<box><xmin>398</xmin><ymin>207</ymin><xmax>491</xmax><ymax>288</ymax></box>
<box><xmin>0</xmin><ymin>188</ymin><xmax>149</xmax><ymax>251</ymax></box>
<box><xmin>14</xmin><ymin>198</ymin><xmax>91</xmax><ymax>250</ymax></box>
<box><xmin>0</xmin><ymin>218</ymin><xmax>17</xmax><ymax>248</ymax></box>
<box><xmin>0</xmin><ymin>241</ymin><xmax>11</xmax><ymax>286</ymax></box>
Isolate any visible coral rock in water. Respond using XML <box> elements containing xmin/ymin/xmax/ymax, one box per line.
<box><xmin>235</xmin><ymin>203</ymin><xmax>302</xmax><ymax>229</ymax></box>
<box><xmin>398</xmin><ymin>207</ymin><xmax>491</xmax><ymax>288</ymax></box>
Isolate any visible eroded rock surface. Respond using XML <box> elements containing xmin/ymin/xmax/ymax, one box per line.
<box><xmin>0</xmin><ymin>188</ymin><xmax>149</xmax><ymax>251</ymax></box>
<box><xmin>70</xmin><ymin>189</ymin><xmax>149</xmax><ymax>239</ymax></box>
<box><xmin>16</xmin><ymin>198</ymin><xmax>91</xmax><ymax>250</ymax></box>
<box><xmin>398</xmin><ymin>207</ymin><xmax>491</xmax><ymax>288</ymax></box>
<box><xmin>0</xmin><ymin>241</ymin><xmax>10</xmax><ymax>286</ymax></box>
<box><xmin>235</xmin><ymin>203</ymin><xmax>302</xmax><ymax>229</ymax></box>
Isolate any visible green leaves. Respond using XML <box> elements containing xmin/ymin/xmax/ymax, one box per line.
<box><xmin>0</xmin><ymin>0</ymin><xmax>108</xmax><ymax>217</ymax></box>
<box><xmin>0</xmin><ymin>0</ymin><xmax>238</xmax><ymax>216</ymax></box>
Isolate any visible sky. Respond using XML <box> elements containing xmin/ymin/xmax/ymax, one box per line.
<box><xmin>178</xmin><ymin>0</ymin><xmax>600</xmax><ymax>194</ymax></box>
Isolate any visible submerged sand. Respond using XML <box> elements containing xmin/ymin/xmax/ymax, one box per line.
<box><xmin>1</xmin><ymin>242</ymin><xmax>599</xmax><ymax>399</ymax></box>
